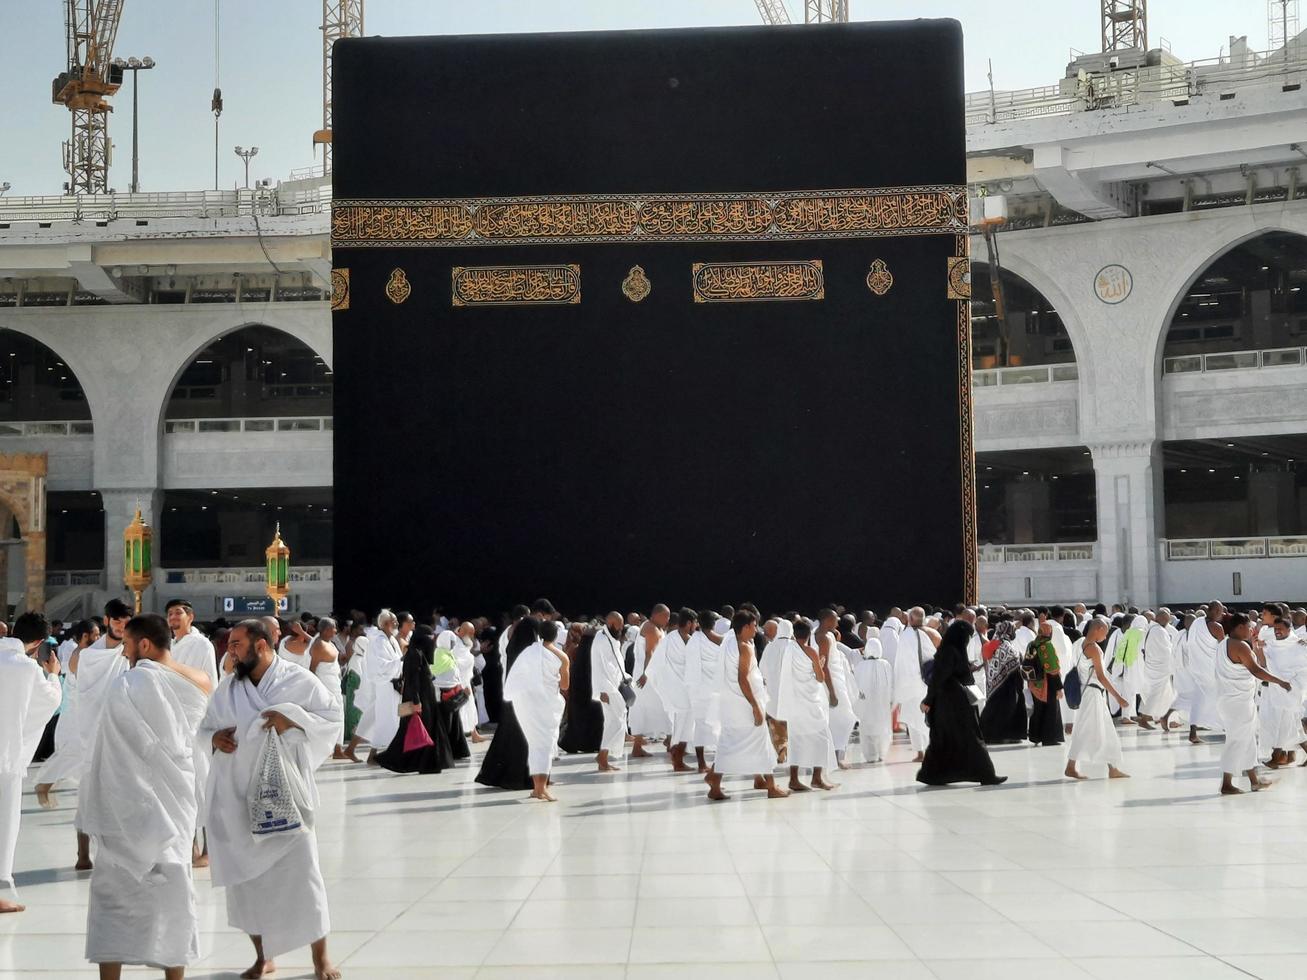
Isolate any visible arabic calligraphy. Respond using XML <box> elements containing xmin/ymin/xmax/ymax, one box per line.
<box><xmin>865</xmin><ymin>259</ymin><xmax>894</xmax><ymax>296</ymax></box>
<box><xmin>451</xmin><ymin>264</ymin><xmax>581</xmax><ymax>307</ymax></box>
<box><xmin>331</xmin><ymin>186</ymin><xmax>968</xmax><ymax>247</ymax></box>
<box><xmin>622</xmin><ymin>265</ymin><xmax>651</xmax><ymax>303</ymax></box>
<box><xmin>691</xmin><ymin>260</ymin><xmax>824</xmax><ymax>303</ymax></box>
<box><xmin>1094</xmin><ymin>264</ymin><xmax>1132</xmax><ymax>304</ymax></box>
<box><xmin>385</xmin><ymin>268</ymin><xmax>412</xmax><ymax>305</ymax></box>
<box><xmin>946</xmin><ymin>256</ymin><xmax>971</xmax><ymax>300</ymax></box>
<box><xmin>330</xmin><ymin>268</ymin><xmax>349</xmax><ymax>311</ymax></box>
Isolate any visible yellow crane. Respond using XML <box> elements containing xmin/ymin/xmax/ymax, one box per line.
<box><xmin>52</xmin><ymin>0</ymin><xmax>126</xmax><ymax>194</ymax></box>
<box><xmin>314</xmin><ymin>0</ymin><xmax>364</xmax><ymax>175</ymax></box>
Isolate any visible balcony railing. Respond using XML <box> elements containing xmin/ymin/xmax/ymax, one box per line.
<box><xmin>0</xmin><ymin>420</ymin><xmax>93</xmax><ymax>437</ymax></box>
<box><xmin>973</xmin><ymin>363</ymin><xmax>1079</xmax><ymax>388</ymax></box>
<box><xmin>46</xmin><ymin>569</ymin><xmax>105</xmax><ymax>589</ymax></box>
<box><xmin>0</xmin><ymin>180</ymin><xmax>331</xmax><ymax>224</ymax></box>
<box><xmin>1164</xmin><ymin>536</ymin><xmax>1307</xmax><ymax>560</ymax></box>
<box><xmin>979</xmin><ymin>542</ymin><xmax>1096</xmax><ymax>563</ymax></box>
<box><xmin>162</xmin><ymin>565</ymin><xmax>333</xmax><ymax>585</ymax></box>
<box><xmin>164</xmin><ymin>416</ymin><xmax>333</xmax><ymax>434</ymax></box>
<box><xmin>1163</xmin><ymin>346</ymin><xmax>1307</xmax><ymax>375</ymax></box>
<box><xmin>966</xmin><ymin>46</ymin><xmax>1307</xmax><ymax>125</ymax></box>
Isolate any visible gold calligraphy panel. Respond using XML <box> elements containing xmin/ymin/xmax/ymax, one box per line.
<box><xmin>331</xmin><ymin>186</ymin><xmax>967</xmax><ymax>247</ymax></box>
<box><xmin>691</xmin><ymin>260</ymin><xmax>824</xmax><ymax>303</ymax></box>
<box><xmin>330</xmin><ymin>268</ymin><xmax>349</xmax><ymax>311</ymax></box>
<box><xmin>451</xmin><ymin>264</ymin><xmax>581</xmax><ymax>307</ymax></box>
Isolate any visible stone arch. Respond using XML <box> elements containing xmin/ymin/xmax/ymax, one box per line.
<box><xmin>158</xmin><ymin>321</ymin><xmax>333</xmax><ymax>431</ymax></box>
<box><xmin>1150</xmin><ymin>218</ymin><xmax>1307</xmax><ymax>372</ymax></box>
<box><xmin>0</xmin><ymin>323</ymin><xmax>102</xmax><ymax>427</ymax></box>
<box><xmin>984</xmin><ymin>249</ymin><xmax>1092</xmax><ymax>376</ymax></box>
<box><xmin>970</xmin><ymin>259</ymin><xmax>1081</xmax><ymax>370</ymax></box>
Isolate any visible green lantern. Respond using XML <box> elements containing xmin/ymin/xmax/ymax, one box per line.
<box><xmin>266</xmin><ymin>522</ymin><xmax>290</xmax><ymax>606</ymax></box>
<box><xmin>122</xmin><ymin>508</ymin><xmax>153</xmax><ymax>614</ymax></box>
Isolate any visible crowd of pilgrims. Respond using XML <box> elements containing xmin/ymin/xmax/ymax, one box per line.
<box><xmin>5</xmin><ymin>593</ymin><xmax>1307</xmax><ymax>977</ymax></box>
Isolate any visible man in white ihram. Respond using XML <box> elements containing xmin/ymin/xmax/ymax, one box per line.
<box><xmin>199</xmin><ymin>618</ymin><xmax>343</xmax><ymax>980</ymax></box>
<box><xmin>892</xmin><ymin>607</ymin><xmax>939</xmax><ymax>762</ymax></box>
<box><xmin>165</xmin><ymin>598</ymin><xmax>218</xmax><ymax>867</ymax></box>
<box><xmin>354</xmin><ymin>609</ymin><xmax>402</xmax><ymax>763</ymax></box>
<box><xmin>0</xmin><ymin>612</ymin><xmax>62</xmax><ymax>913</ymax></box>
<box><xmin>80</xmin><ymin>613</ymin><xmax>212</xmax><ymax>979</ymax></box>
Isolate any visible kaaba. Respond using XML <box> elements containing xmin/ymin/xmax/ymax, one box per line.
<box><xmin>330</xmin><ymin>20</ymin><xmax>974</xmax><ymax>616</ymax></box>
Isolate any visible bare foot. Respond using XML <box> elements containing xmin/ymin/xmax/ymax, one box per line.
<box><xmin>192</xmin><ymin>853</ymin><xmax>210</xmax><ymax>869</ymax></box>
<box><xmin>1189</xmin><ymin>733</ymin><xmax>1203</xmax><ymax>745</ymax></box>
<box><xmin>240</xmin><ymin>959</ymin><xmax>276</xmax><ymax>978</ymax></box>
<box><xmin>597</xmin><ymin>763</ymin><xmax>621</xmax><ymax>772</ymax></box>
<box><xmin>344</xmin><ymin>749</ymin><xmax>362</xmax><ymax>764</ymax></box>
<box><xmin>788</xmin><ymin>780</ymin><xmax>812</xmax><ymax>792</ymax></box>
<box><xmin>332</xmin><ymin>747</ymin><xmax>348</xmax><ymax>760</ymax></box>
<box><xmin>837</xmin><ymin>760</ymin><xmax>852</xmax><ymax>771</ymax></box>
<box><xmin>1221</xmin><ymin>784</ymin><xmax>1245</xmax><ymax>795</ymax></box>
<box><xmin>697</xmin><ymin>764</ymin><xmax>710</xmax><ymax>773</ymax></box>
<box><xmin>1136</xmin><ymin>718</ymin><xmax>1156</xmax><ymax>731</ymax></box>
<box><xmin>1064</xmin><ymin>764</ymin><xmax>1086</xmax><ymax>780</ymax></box>
<box><xmin>707</xmin><ymin>788</ymin><xmax>730</xmax><ymax>802</ymax></box>
<box><xmin>1252</xmin><ymin>777</ymin><xmax>1272</xmax><ymax>791</ymax></box>
<box><xmin>365</xmin><ymin>750</ymin><xmax>379</xmax><ymax>766</ymax></box>
<box><xmin>1108</xmin><ymin>766</ymin><xmax>1130</xmax><ymax>779</ymax></box>
<box><xmin>1121</xmin><ymin>718</ymin><xmax>1136</xmax><ymax>726</ymax></box>
<box><xmin>528</xmin><ymin>789</ymin><xmax>557</xmax><ymax>802</ymax></box>
<box><xmin>766</xmin><ymin>785</ymin><xmax>790</xmax><ymax>799</ymax></box>
<box><xmin>912</xmin><ymin>752</ymin><xmax>925</xmax><ymax>763</ymax></box>
<box><xmin>753</xmin><ymin>776</ymin><xmax>767</xmax><ymax>790</ymax></box>
<box><xmin>469</xmin><ymin>731</ymin><xmax>487</xmax><ymax>743</ymax></box>
<box><xmin>631</xmin><ymin>746</ymin><xmax>652</xmax><ymax>758</ymax></box>
<box><xmin>0</xmin><ymin>900</ymin><xmax>25</xmax><ymax>913</ymax></box>
<box><xmin>35</xmin><ymin>784</ymin><xmax>55</xmax><ymax>809</ymax></box>
<box><xmin>74</xmin><ymin>859</ymin><xmax>93</xmax><ymax>872</ymax></box>
<box><xmin>671</xmin><ymin>763</ymin><xmax>693</xmax><ymax>773</ymax></box>
<box><xmin>316</xmin><ymin>966</ymin><xmax>342</xmax><ymax>980</ymax></box>
<box><xmin>812</xmin><ymin>778</ymin><xmax>839</xmax><ymax>791</ymax></box>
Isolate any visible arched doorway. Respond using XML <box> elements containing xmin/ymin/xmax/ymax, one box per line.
<box><xmin>971</xmin><ymin>262</ymin><xmax>1078</xmax><ymax>385</ymax></box>
<box><xmin>1162</xmin><ymin>231</ymin><xmax>1307</xmax><ymax>373</ymax></box>
<box><xmin>164</xmin><ymin>324</ymin><xmax>332</xmax><ymax>429</ymax></box>
<box><xmin>0</xmin><ymin>331</ymin><xmax>92</xmax><ymax>429</ymax></box>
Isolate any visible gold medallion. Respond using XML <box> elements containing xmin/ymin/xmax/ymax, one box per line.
<box><xmin>622</xmin><ymin>265</ymin><xmax>651</xmax><ymax>303</ymax></box>
<box><xmin>946</xmin><ymin>256</ymin><xmax>971</xmax><ymax>300</ymax></box>
<box><xmin>385</xmin><ymin>268</ymin><xmax>412</xmax><ymax>304</ymax></box>
<box><xmin>330</xmin><ymin>268</ymin><xmax>350</xmax><ymax>311</ymax></box>
<box><xmin>865</xmin><ymin>259</ymin><xmax>894</xmax><ymax>296</ymax></box>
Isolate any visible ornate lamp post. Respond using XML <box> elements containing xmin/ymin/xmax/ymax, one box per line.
<box><xmin>265</xmin><ymin>522</ymin><xmax>290</xmax><ymax>610</ymax></box>
<box><xmin>122</xmin><ymin>508</ymin><xmax>153</xmax><ymax>614</ymax></box>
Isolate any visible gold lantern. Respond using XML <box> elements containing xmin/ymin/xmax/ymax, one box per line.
<box><xmin>122</xmin><ymin>508</ymin><xmax>153</xmax><ymax>614</ymax></box>
<box><xmin>265</xmin><ymin>522</ymin><xmax>291</xmax><ymax>608</ymax></box>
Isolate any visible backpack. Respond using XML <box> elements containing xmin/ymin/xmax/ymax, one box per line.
<box><xmin>1062</xmin><ymin>648</ymin><xmax>1084</xmax><ymax>710</ymax></box>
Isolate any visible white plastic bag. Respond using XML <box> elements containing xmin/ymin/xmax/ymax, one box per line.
<box><xmin>246</xmin><ymin>728</ymin><xmax>310</xmax><ymax>836</ymax></box>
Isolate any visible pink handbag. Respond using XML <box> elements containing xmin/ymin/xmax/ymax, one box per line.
<box><xmin>402</xmin><ymin>714</ymin><xmax>434</xmax><ymax>752</ymax></box>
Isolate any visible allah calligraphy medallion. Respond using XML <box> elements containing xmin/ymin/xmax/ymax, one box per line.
<box><xmin>385</xmin><ymin>268</ymin><xmax>412</xmax><ymax>305</ymax></box>
<box><xmin>330</xmin><ymin>268</ymin><xmax>350</xmax><ymax>311</ymax></box>
<box><xmin>622</xmin><ymin>265</ymin><xmax>652</xmax><ymax>303</ymax></box>
<box><xmin>865</xmin><ymin>259</ymin><xmax>894</xmax><ymax>297</ymax></box>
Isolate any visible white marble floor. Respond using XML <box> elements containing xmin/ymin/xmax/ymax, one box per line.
<box><xmin>6</xmin><ymin>726</ymin><xmax>1307</xmax><ymax>979</ymax></box>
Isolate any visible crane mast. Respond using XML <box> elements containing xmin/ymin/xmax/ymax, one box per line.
<box><xmin>53</xmin><ymin>0</ymin><xmax>126</xmax><ymax>194</ymax></box>
<box><xmin>755</xmin><ymin>1</ymin><xmax>849</xmax><ymax>24</ymax></box>
<box><xmin>315</xmin><ymin>0</ymin><xmax>364</xmax><ymax>175</ymax></box>
<box><xmin>1101</xmin><ymin>1</ymin><xmax>1147</xmax><ymax>51</ymax></box>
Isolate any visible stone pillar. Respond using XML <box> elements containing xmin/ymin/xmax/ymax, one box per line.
<box><xmin>1005</xmin><ymin>479</ymin><xmax>1054</xmax><ymax>543</ymax></box>
<box><xmin>1248</xmin><ymin>469</ymin><xmax>1298</xmax><ymax>536</ymax></box>
<box><xmin>100</xmin><ymin>488</ymin><xmax>163</xmax><ymax>611</ymax></box>
<box><xmin>1090</xmin><ymin>441</ymin><xmax>1164</xmax><ymax>607</ymax></box>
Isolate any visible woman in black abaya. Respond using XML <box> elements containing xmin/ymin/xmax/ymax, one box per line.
<box><xmin>474</xmin><ymin>615</ymin><xmax>538</xmax><ymax>791</ymax></box>
<box><xmin>917</xmin><ymin>621</ymin><xmax>1007</xmax><ymax>786</ymax></box>
<box><xmin>376</xmin><ymin>631</ymin><xmax>456</xmax><ymax>774</ymax></box>
<box><xmin>558</xmin><ymin>624</ymin><xmax>604</xmax><ymax>754</ymax></box>
<box><xmin>978</xmin><ymin>620</ymin><xmax>1027</xmax><ymax>744</ymax></box>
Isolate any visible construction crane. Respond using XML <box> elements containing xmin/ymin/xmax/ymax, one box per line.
<box><xmin>314</xmin><ymin>0</ymin><xmax>364</xmax><ymax>175</ymax></box>
<box><xmin>52</xmin><ymin>0</ymin><xmax>126</xmax><ymax>195</ymax></box>
<box><xmin>1101</xmin><ymin>1</ymin><xmax>1147</xmax><ymax>51</ymax></box>
<box><xmin>754</xmin><ymin>0</ymin><xmax>850</xmax><ymax>25</ymax></box>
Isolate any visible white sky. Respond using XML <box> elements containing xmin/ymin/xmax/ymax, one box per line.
<box><xmin>0</xmin><ymin>0</ymin><xmax>1280</xmax><ymax>195</ymax></box>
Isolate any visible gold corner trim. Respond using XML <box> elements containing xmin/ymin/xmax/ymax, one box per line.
<box><xmin>330</xmin><ymin>268</ymin><xmax>350</xmax><ymax>311</ymax></box>
<box><xmin>956</xmin><ymin>234</ymin><xmax>977</xmax><ymax>604</ymax></box>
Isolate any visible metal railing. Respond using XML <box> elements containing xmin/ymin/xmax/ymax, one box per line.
<box><xmin>1165</xmin><ymin>536</ymin><xmax>1307</xmax><ymax>560</ymax></box>
<box><xmin>1162</xmin><ymin>346</ymin><xmax>1307</xmax><ymax>375</ymax></box>
<box><xmin>973</xmin><ymin>363</ymin><xmax>1079</xmax><ymax>388</ymax></box>
<box><xmin>164</xmin><ymin>416</ymin><xmax>332</xmax><ymax>434</ymax></box>
<box><xmin>46</xmin><ymin>569</ymin><xmax>106</xmax><ymax>589</ymax></box>
<box><xmin>0</xmin><ymin>180</ymin><xmax>331</xmax><ymax>224</ymax></box>
<box><xmin>163</xmin><ymin>565</ymin><xmax>333</xmax><ymax>585</ymax></box>
<box><xmin>0</xmin><ymin>420</ymin><xmax>94</xmax><ymax>437</ymax></box>
<box><xmin>966</xmin><ymin>46</ymin><xmax>1307</xmax><ymax>125</ymax></box>
<box><xmin>979</xmin><ymin>542</ymin><xmax>1096</xmax><ymax>563</ymax></box>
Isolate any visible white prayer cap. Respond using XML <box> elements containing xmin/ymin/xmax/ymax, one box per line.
<box><xmin>866</xmin><ymin>626</ymin><xmax>880</xmax><ymax>639</ymax></box>
<box><xmin>714</xmin><ymin>617</ymin><xmax>730</xmax><ymax>634</ymax></box>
